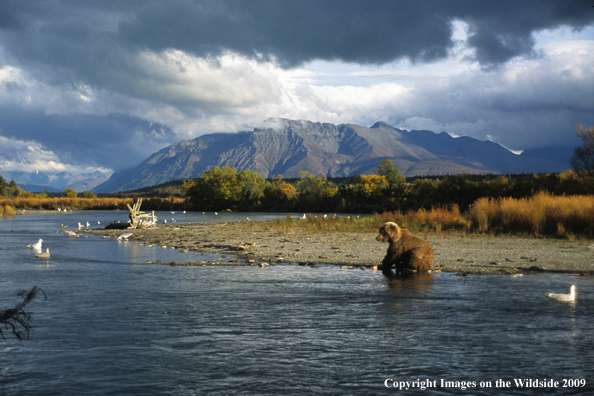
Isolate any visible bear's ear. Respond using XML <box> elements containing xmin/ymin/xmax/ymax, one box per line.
<box><xmin>386</xmin><ymin>222</ymin><xmax>401</xmax><ymax>238</ymax></box>
<box><xmin>386</xmin><ymin>222</ymin><xmax>398</xmax><ymax>232</ymax></box>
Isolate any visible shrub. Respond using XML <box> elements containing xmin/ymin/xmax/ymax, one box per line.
<box><xmin>62</xmin><ymin>189</ymin><xmax>77</xmax><ymax>198</ymax></box>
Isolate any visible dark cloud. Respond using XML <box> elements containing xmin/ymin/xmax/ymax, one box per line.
<box><xmin>1</xmin><ymin>0</ymin><xmax>592</xmax><ymax>75</ymax></box>
<box><xmin>0</xmin><ymin>105</ymin><xmax>177</xmax><ymax>171</ymax></box>
<box><xmin>0</xmin><ymin>0</ymin><xmax>592</xmax><ymax>180</ymax></box>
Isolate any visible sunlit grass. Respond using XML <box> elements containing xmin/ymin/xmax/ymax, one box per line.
<box><xmin>0</xmin><ymin>204</ymin><xmax>17</xmax><ymax>216</ymax></box>
<box><xmin>0</xmin><ymin>197</ymin><xmax>185</xmax><ymax>211</ymax></box>
<box><xmin>250</xmin><ymin>193</ymin><xmax>593</xmax><ymax>239</ymax></box>
<box><xmin>468</xmin><ymin>191</ymin><xmax>593</xmax><ymax>238</ymax></box>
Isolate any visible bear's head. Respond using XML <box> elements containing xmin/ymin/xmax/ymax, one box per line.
<box><xmin>376</xmin><ymin>222</ymin><xmax>401</xmax><ymax>243</ymax></box>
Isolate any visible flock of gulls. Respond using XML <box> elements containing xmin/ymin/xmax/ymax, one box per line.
<box><xmin>26</xmin><ymin>211</ymin><xmax>192</xmax><ymax>258</ymax></box>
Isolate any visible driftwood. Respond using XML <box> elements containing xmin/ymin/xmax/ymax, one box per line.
<box><xmin>104</xmin><ymin>222</ymin><xmax>130</xmax><ymax>230</ymax></box>
<box><xmin>125</xmin><ymin>198</ymin><xmax>157</xmax><ymax>229</ymax></box>
<box><xmin>0</xmin><ymin>286</ymin><xmax>46</xmax><ymax>340</ymax></box>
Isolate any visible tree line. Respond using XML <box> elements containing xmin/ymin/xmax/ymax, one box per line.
<box><xmin>182</xmin><ymin>161</ymin><xmax>594</xmax><ymax>213</ymax></box>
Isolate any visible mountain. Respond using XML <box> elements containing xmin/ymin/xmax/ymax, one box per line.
<box><xmin>18</xmin><ymin>184</ymin><xmax>62</xmax><ymax>193</ymax></box>
<box><xmin>94</xmin><ymin>119</ymin><xmax>572</xmax><ymax>192</ymax></box>
<box><xmin>519</xmin><ymin>146</ymin><xmax>574</xmax><ymax>167</ymax></box>
<box><xmin>2</xmin><ymin>169</ymin><xmax>111</xmax><ymax>192</ymax></box>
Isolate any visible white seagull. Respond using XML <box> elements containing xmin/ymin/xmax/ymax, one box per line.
<box><xmin>35</xmin><ymin>248</ymin><xmax>50</xmax><ymax>259</ymax></box>
<box><xmin>28</xmin><ymin>238</ymin><xmax>43</xmax><ymax>250</ymax></box>
<box><xmin>117</xmin><ymin>233</ymin><xmax>133</xmax><ymax>241</ymax></box>
<box><xmin>545</xmin><ymin>285</ymin><xmax>576</xmax><ymax>302</ymax></box>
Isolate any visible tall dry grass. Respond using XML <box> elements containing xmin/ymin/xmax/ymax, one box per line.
<box><xmin>255</xmin><ymin>193</ymin><xmax>593</xmax><ymax>239</ymax></box>
<box><xmin>0</xmin><ymin>197</ymin><xmax>185</xmax><ymax>211</ymax></box>
<box><xmin>258</xmin><ymin>206</ymin><xmax>469</xmax><ymax>235</ymax></box>
<box><xmin>468</xmin><ymin>191</ymin><xmax>594</xmax><ymax>237</ymax></box>
<box><xmin>0</xmin><ymin>204</ymin><xmax>17</xmax><ymax>216</ymax></box>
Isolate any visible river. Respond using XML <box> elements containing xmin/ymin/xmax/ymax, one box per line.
<box><xmin>1</xmin><ymin>211</ymin><xmax>592</xmax><ymax>395</ymax></box>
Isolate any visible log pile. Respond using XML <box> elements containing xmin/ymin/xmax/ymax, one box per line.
<box><xmin>126</xmin><ymin>198</ymin><xmax>157</xmax><ymax>229</ymax></box>
<box><xmin>104</xmin><ymin>198</ymin><xmax>158</xmax><ymax>230</ymax></box>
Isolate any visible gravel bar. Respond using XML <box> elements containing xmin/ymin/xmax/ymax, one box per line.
<box><xmin>83</xmin><ymin>221</ymin><xmax>594</xmax><ymax>275</ymax></box>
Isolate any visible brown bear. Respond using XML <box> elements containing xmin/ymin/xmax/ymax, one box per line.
<box><xmin>376</xmin><ymin>222</ymin><xmax>434</xmax><ymax>272</ymax></box>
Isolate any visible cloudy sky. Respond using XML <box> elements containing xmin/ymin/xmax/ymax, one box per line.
<box><xmin>0</xmin><ymin>0</ymin><xmax>593</xmax><ymax>179</ymax></box>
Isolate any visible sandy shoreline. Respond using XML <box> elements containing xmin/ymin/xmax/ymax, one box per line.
<box><xmin>82</xmin><ymin>221</ymin><xmax>594</xmax><ymax>275</ymax></box>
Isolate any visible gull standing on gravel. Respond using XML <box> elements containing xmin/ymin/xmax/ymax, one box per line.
<box><xmin>117</xmin><ymin>233</ymin><xmax>133</xmax><ymax>241</ymax></box>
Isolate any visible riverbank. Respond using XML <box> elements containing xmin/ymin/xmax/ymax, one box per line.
<box><xmin>83</xmin><ymin>221</ymin><xmax>594</xmax><ymax>275</ymax></box>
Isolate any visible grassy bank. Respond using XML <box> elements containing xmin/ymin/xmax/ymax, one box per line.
<box><xmin>0</xmin><ymin>196</ymin><xmax>185</xmax><ymax>211</ymax></box>
<box><xmin>0</xmin><ymin>204</ymin><xmax>17</xmax><ymax>216</ymax></box>
<box><xmin>4</xmin><ymin>192</ymin><xmax>592</xmax><ymax>239</ymax></box>
<box><xmin>251</xmin><ymin>192</ymin><xmax>593</xmax><ymax>239</ymax></box>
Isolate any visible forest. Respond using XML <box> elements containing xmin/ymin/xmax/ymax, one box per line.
<box><xmin>181</xmin><ymin>162</ymin><xmax>594</xmax><ymax>213</ymax></box>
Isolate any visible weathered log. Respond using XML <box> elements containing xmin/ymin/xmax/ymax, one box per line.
<box><xmin>126</xmin><ymin>198</ymin><xmax>157</xmax><ymax>229</ymax></box>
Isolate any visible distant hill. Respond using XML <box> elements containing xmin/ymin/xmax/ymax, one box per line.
<box><xmin>94</xmin><ymin>119</ymin><xmax>572</xmax><ymax>193</ymax></box>
<box><xmin>2</xmin><ymin>170</ymin><xmax>111</xmax><ymax>193</ymax></box>
<box><xmin>18</xmin><ymin>184</ymin><xmax>62</xmax><ymax>193</ymax></box>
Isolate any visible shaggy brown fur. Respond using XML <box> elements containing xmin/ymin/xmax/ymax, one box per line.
<box><xmin>376</xmin><ymin>222</ymin><xmax>434</xmax><ymax>271</ymax></box>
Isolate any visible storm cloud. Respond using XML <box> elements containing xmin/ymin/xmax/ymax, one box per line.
<box><xmin>3</xmin><ymin>1</ymin><xmax>591</xmax><ymax>68</ymax></box>
<box><xmin>0</xmin><ymin>0</ymin><xmax>592</xmax><ymax>183</ymax></box>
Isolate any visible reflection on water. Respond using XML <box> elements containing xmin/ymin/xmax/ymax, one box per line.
<box><xmin>1</xmin><ymin>211</ymin><xmax>593</xmax><ymax>395</ymax></box>
<box><xmin>382</xmin><ymin>270</ymin><xmax>434</xmax><ymax>291</ymax></box>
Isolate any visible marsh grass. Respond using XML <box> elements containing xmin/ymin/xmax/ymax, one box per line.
<box><xmin>0</xmin><ymin>197</ymin><xmax>185</xmax><ymax>211</ymax></box>
<box><xmin>256</xmin><ymin>193</ymin><xmax>593</xmax><ymax>239</ymax></box>
<box><xmin>468</xmin><ymin>192</ymin><xmax>593</xmax><ymax>237</ymax></box>
<box><xmin>0</xmin><ymin>204</ymin><xmax>16</xmax><ymax>216</ymax></box>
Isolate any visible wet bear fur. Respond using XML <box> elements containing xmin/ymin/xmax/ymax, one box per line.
<box><xmin>376</xmin><ymin>222</ymin><xmax>434</xmax><ymax>272</ymax></box>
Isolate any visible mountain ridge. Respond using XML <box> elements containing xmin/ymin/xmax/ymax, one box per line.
<box><xmin>94</xmin><ymin>119</ymin><xmax>572</xmax><ymax>193</ymax></box>
<box><xmin>1</xmin><ymin>169</ymin><xmax>110</xmax><ymax>193</ymax></box>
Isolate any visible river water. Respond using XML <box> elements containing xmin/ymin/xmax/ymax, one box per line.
<box><xmin>1</xmin><ymin>211</ymin><xmax>593</xmax><ymax>395</ymax></box>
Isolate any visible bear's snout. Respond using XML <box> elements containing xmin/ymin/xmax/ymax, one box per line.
<box><xmin>376</xmin><ymin>233</ymin><xmax>388</xmax><ymax>242</ymax></box>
